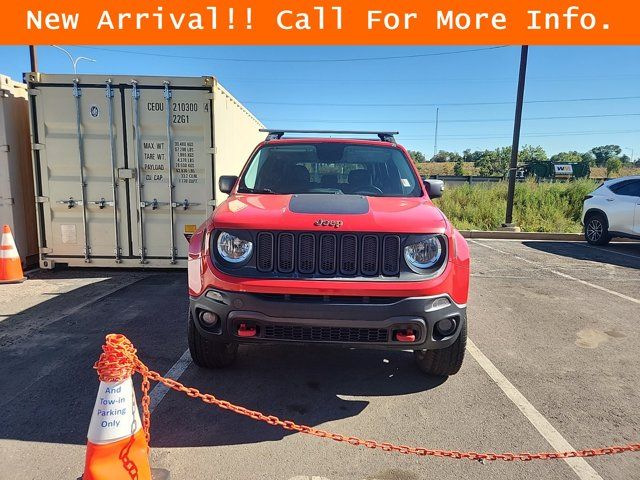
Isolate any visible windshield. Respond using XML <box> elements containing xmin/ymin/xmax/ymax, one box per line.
<box><xmin>238</xmin><ymin>143</ymin><xmax>423</xmax><ymax>197</ymax></box>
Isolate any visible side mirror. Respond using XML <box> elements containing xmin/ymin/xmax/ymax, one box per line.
<box><xmin>424</xmin><ymin>179</ymin><xmax>445</xmax><ymax>199</ymax></box>
<box><xmin>219</xmin><ymin>175</ymin><xmax>238</xmax><ymax>195</ymax></box>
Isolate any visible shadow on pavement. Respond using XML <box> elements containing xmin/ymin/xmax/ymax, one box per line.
<box><xmin>151</xmin><ymin>344</ymin><xmax>446</xmax><ymax>448</ymax></box>
<box><xmin>0</xmin><ymin>270</ymin><xmax>446</xmax><ymax>449</ymax></box>
<box><xmin>522</xmin><ymin>241</ymin><xmax>640</xmax><ymax>270</ymax></box>
<box><xmin>0</xmin><ymin>272</ymin><xmax>189</xmax><ymax>446</ymax></box>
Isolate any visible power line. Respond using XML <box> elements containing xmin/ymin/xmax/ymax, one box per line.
<box><xmin>77</xmin><ymin>45</ymin><xmax>509</xmax><ymax>63</ymax></box>
<box><xmin>244</xmin><ymin>95</ymin><xmax>640</xmax><ymax>107</ymax></box>
<box><xmin>220</xmin><ymin>73</ymin><xmax>640</xmax><ymax>85</ymax></box>
<box><xmin>263</xmin><ymin>112</ymin><xmax>640</xmax><ymax>125</ymax></box>
<box><xmin>400</xmin><ymin>128</ymin><xmax>640</xmax><ymax>140</ymax></box>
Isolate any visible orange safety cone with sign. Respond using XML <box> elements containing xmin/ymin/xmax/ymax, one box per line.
<box><xmin>83</xmin><ymin>335</ymin><xmax>151</xmax><ymax>480</ymax></box>
<box><xmin>0</xmin><ymin>225</ymin><xmax>26</xmax><ymax>284</ymax></box>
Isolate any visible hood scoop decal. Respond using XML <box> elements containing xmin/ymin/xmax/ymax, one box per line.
<box><xmin>289</xmin><ymin>194</ymin><xmax>370</xmax><ymax>215</ymax></box>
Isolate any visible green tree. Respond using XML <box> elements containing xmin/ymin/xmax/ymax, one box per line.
<box><xmin>550</xmin><ymin>151</ymin><xmax>582</xmax><ymax>163</ymax></box>
<box><xmin>519</xmin><ymin>145</ymin><xmax>548</xmax><ymax>163</ymax></box>
<box><xmin>474</xmin><ymin>151</ymin><xmax>495</xmax><ymax>176</ymax></box>
<box><xmin>580</xmin><ymin>152</ymin><xmax>596</xmax><ymax>166</ymax></box>
<box><xmin>431</xmin><ymin>150</ymin><xmax>462</xmax><ymax>163</ymax></box>
<box><xmin>464</xmin><ymin>150</ymin><xmax>485</xmax><ymax>164</ymax></box>
<box><xmin>590</xmin><ymin>145</ymin><xmax>622</xmax><ymax>166</ymax></box>
<box><xmin>408</xmin><ymin>150</ymin><xmax>426</xmax><ymax>163</ymax></box>
<box><xmin>606</xmin><ymin>157</ymin><xmax>622</xmax><ymax>177</ymax></box>
<box><xmin>620</xmin><ymin>154</ymin><xmax>631</xmax><ymax>163</ymax></box>
<box><xmin>453</xmin><ymin>158</ymin><xmax>465</xmax><ymax>176</ymax></box>
<box><xmin>474</xmin><ymin>147</ymin><xmax>510</xmax><ymax>176</ymax></box>
<box><xmin>495</xmin><ymin>146</ymin><xmax>512</xmax><ymax>175</ymax></box>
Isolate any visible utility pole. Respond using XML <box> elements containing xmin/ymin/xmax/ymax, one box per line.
<box><xmin>625</xmin><ymin>147</ymin><xmax>634</xmax><ymax>161</ymax></box>
<box><xmin>29</xmin><ymin>45</ymin><xmax>38</xmax><ymax>72</ymax></box>
<box><xmin>433</xmin><ymin>107</ymin><xmax>439</xmax><ymax>158</ymax></box>
<box><xmin>503</xmin><ymin>46</ymin><xmax>529</xmax><ymax>229</ymax></box>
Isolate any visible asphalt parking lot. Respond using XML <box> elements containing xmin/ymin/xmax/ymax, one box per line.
<box><xmin>1</xmin><ymin>240</ymin><xmax>639</xmax><ymax>480</ymax></box>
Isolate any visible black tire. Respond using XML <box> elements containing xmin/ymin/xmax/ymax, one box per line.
<box><xmin>188</xmin><ymin>312</ymin><xmax>238</xmax><ymax>368</ymax></box>
<box><xmin>584</xmin><ymin>212</ymin><xmax>612</xmax><ymax>246</ymax></box>
<box><xmin>414</xmin><ymin>315</ymin><xmax>467</xmax><ymax>376</ymax></box>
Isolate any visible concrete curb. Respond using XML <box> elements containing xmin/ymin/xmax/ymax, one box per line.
<box><xmin>460</xmin><ymin>230</ymin><xmax>585</xmax><ymax>241</ymax></box>
<box><xmin>459</xmin><ymin>230</ymin><xmax>639</xmax><ymax>242</ymax></box>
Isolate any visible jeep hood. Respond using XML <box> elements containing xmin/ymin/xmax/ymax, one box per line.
<box><xmin>212</xmin><ymin>194</ymin><xmax>448</xmax><ymax>234</ymax></box>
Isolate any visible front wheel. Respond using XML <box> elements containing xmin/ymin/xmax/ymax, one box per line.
<box><xmin>188</xmin><ymin>312</ymin><xmax>238</xmax><ymax>369</ymax></box>
<box><xmin>584</xmin><ymin>212</ymin><xmax>612</xmax><ymax>246</ymax></box>
<box><xmin>414</xmin><ymin>315</ymin><xmax>466</xmax><ymax>376</ymax></box>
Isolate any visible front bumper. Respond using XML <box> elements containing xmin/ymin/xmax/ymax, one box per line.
<box><xmin>189</xmin><ymin>289</ymin><xmax>466</xmax><ymax>350</ymax></box>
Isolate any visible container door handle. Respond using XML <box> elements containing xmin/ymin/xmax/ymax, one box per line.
<box><xmin>140</xmin><ymin>198</ymin><xmax>168</xmax><ymax>210</ymax></box>
<box><xmin>88</xmin><ymin>198</ymin><xmax>115</xmax><ymax>209</ymax></box>
<box><xmin>171</xmin><ymin>199</ymin><xmax>200</xmax><ymax>210</ymax></box>
<box><xmin>57</xmin><ymin>197</ymin><xmax>83</xmax><ymax>208</ymax></box>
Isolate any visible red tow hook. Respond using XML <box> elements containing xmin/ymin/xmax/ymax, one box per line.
<box><xmin>396</xmin><ymin>329</ymin><xmax>416</xmax><ymax>343</ymax></box>
<box><xmin>237</xmin><ymin>323</ymin><xmax>257</xmax><ymax>338</ymax></box>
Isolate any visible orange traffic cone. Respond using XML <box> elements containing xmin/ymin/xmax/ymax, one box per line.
<box><xmin>83</xmin><ymin>338</ymin><xmax>152</xmax><ymax>480</ymax></box>
<box><xmin>0</xmin><ymin>225</ymin><xmax>26</xmax><ymax>284</ymax></box>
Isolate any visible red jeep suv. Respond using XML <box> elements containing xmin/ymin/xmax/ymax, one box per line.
<box><xmin>187</xmin><ymin>130</ymin><xmax>470</xmax><ymax>376</ymax></box>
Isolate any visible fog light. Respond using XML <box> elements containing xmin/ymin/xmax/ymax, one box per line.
<box><xmin>435</xmin><ymin>318</ymin><xmax>457</xmax><ymax>336</ymax></box>
<box><xmin>205</xmin><ymin>290</ymin><xmax>225</xmax><ymax>304</ymax></box>
<box><xmin>430</xmin><ymin>297</ymin><xmax>451</xmax><ymax>310</ymax></box>
<box><xmin>200</xmin><ymin>311</ymin><xmax>219</xmax><ymax>326</ymax></box>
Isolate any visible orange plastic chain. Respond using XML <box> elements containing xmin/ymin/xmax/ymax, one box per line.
<box><xmin>94</xmin><ymin>334</ymin><xmax>640</xmax><ymax>462</ymax></box>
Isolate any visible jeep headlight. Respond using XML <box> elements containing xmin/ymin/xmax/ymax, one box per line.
<box><xmin>404</xmin><ymin>236</ymin><xmax>443</xmax><ymax>270</ymax></box>
<box><xmin>217</xmin><ymin>232</ymin><xmax>253</xmax><ymax>263</ymax></box>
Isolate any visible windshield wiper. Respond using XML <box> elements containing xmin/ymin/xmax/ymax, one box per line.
<box><xmin>299</xmin><ymin>190</ymin><xmax>344</xmax><ymax>195</ymax></box>
<box><xmin>239</xmin><ymin>188</ymin><xmax>277</xmax><ymax>194</ymax></box>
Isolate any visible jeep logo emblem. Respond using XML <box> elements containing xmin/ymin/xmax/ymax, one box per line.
<box><xmin>314</xmin><ymin>219</ymin><xmax>343</xmax><ymax>228</ymax></box>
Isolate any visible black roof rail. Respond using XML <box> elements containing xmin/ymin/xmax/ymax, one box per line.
<box><xmin>259</xmin><ymin>129</ymin><xmax>399</xmax><ymax>143</ymax></box>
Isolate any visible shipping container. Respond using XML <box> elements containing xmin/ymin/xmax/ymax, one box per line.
<box><xmin>26</xmin><ymin>73</ymin><xmax>264</xmax><ymax>269</ymax></box>
<box><xmin>525</xmin><ymin>161</ymin><xmax>591</xmax><ymax>180</ymax></box>
<box><xmin>0</xmin><ymin>74</ymin><xmax>38</xmax><ymax>267</ymax></box>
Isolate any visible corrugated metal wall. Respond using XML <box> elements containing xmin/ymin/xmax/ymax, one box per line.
<box><xmin>0</xmin><ymin>74</ymin><xmax>38</xmax><ymax>267</ymax></box>
<box><xmin>212</xmin><ymin>83</ymin><xmax>264</xmax><ymax>201</ymax></box>
<box><xmin>26</xmin><ymin>73</ymin><xmax>264</xmax><ymax>269</ymax></box>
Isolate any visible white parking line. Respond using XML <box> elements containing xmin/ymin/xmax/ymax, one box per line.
<box><xmin>467</xmin><ymin>339</ymin><xmax>603</xmax><ymax>480</ymax></box>
<box><xmin>471</xmin><ymin>240</ymin><xmax>640</xmax><ymax>305</ymax></box>
<box><xmin>153</xmin><ymin>341</ymin><xmax>604</xmax><ymax>479</ymax></box>
<box><xmin>149</xmin><ymin>349</ymin><xmax>192</xmax><ymax>413</ymax></box>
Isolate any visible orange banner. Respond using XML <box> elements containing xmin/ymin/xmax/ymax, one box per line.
<box><xmin>1</xmin><ymin>0</ymin><xmax>638</xmax><ymax>45</ymax></box>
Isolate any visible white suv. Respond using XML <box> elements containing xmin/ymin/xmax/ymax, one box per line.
<box><xmin>582</xmin><ymin>176</ymin><xmax>640</xmax><ymax>245</ymax></box>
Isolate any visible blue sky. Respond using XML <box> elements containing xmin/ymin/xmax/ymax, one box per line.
<box><xmin>1</xmin><ymin>45</ymin><xmax>638</xmax><ymax>159</ymax></box>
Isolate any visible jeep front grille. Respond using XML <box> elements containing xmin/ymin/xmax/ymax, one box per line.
<box><xmin>263</xmin><ymin>324</ymin><xmax>389</xmax><ymax>343</ymax></box>
<box><xmin>256</xmin><ymin>232</ymin><xmax>401</xmax><ymax>277</ymax></box>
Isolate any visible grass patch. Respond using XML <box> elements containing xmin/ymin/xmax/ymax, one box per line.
<box><xmin>434</xmin><ymin>179</ymin><xmax>598</xmax><ymax>232</ymax></box>
<box><xmin>416</xmin><ymin>162</ymin><xmax>640</xmax><ymax>179</ymax></box>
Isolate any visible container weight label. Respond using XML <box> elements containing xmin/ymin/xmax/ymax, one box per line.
<box><xmin>175</xmin><ymin>141</ymin><xmax>199</xmax><ymax>185</ymax></box>
<box><xmin>142</xmin><ymin>142</ymin><xmax>167</xmax><ymax>182</ymax></box>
